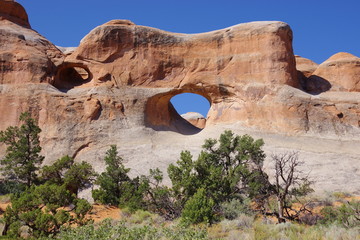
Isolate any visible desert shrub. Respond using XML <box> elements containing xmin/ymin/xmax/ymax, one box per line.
<box><xmin>141</xmin><ymin>168</ymin><xmax>181</xmax><ymax>220</ymax></box>
<box><xmin>50</xmin><ymin>219</ymin><xmax>209</xmax><ymax>240</ymax></box>
<box><xmin>233</xmin><ymin>214</ymin><xmax>255</xmax><ymax>229</ymax></box>
<box><xmin>127</xmin><ymin>209</ymin><xmax>153</xmax><ymax>224</ymax></box>
<box><xmin>215</xmin><ymin>214</ymin><xmax>255</xmax><ymax>236</ymax></box>
<box><xmin>40</xmin><ymin>155</ymin><xmax>97</xmax><ymax>196</ymax></box>
<box><xmin>181</xmin><ymin>188</ymin><xmax>215</xmax><ymax>225</ymax></box>
<box><xmin>320</xmin><ymin>200</ymin><xmax>360</xmax><ymax>228</ymax></box>
<box><xmin>322</xmin><ymin>224</ymin><xmax>360</xmax><ymax>240</ymax></box>
<box><xmin>2</xmin><ymin>183</ymin><xmax>92</xmax><ymax>238</ymax></box>
<box><xmin>63</xmin><ymin>161</ymin><xmax>97</xmax><ymax>196</ymax></box>
<box><xmin>220</xmin><ymin>198</ymin><xmax>253</xmax><ymax>220</ymax></box>
<box><xmin>332</xmin><ymin>192</ymin><xmax>353</xmax><ymax>199</ymax></box>
<box><xmin>254</xmin><ymin>222</ymin><xmax>309</xmax><ymax>240</ymax></box>
<box><xmin>41</xmin><ymin>155</ymin><xmax>74</xmax><ymax>185</ymax></box>
<box><xmin>253</xmin><ymin>222</ymin><xmax>280</xmax><ymax>240</ymax></box>
<box><xmin>0</xmin><ymin>180</ymin><xmax>26</xmax><ymax>195</ymax></box>
<box><xmin>250</xmin><ymin>221</ymin><xmax>360</xmax><ymax>240</ymax></box>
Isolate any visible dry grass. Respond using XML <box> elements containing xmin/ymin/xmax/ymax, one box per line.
<box><xmin>87</xmin><ymin>204</ymin><xmax>121</xmax><ymax>223</ymax></box>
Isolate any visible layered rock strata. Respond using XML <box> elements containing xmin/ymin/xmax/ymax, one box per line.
<box><xmin>0</xmin><ymin>1</ymin><xmax>359</xmax><ymax>194</ymax></box>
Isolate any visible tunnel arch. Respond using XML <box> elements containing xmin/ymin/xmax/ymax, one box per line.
<box><xmin>53</xmin><ymin>63</ymin><xmax>92</xmax><ymax>90</ymax></box>
<box><xmin>170</xmin><ymin>93</ymin><xmax>210</xmax><ymax>129</ymax></box>
<box><xmin>145</xmin><ymin>89</ymin><xmax>212</xmax><ymax>135</ymax></box>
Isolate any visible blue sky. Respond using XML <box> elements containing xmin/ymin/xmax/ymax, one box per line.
<box><xmin>16</xmin><ymin>0</ymin><xmax>360</xmax><ymax>117</ymax></box>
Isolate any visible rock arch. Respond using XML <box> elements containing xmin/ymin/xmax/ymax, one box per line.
<box><xmin>145</xmin><ymin>89</ymin><xmax>212</xmax><ymax>135</ymax></box>
<box><xmin>53</xmin><ymin>63</ymin><xmax>92</xmax><ymax>90</ymax></box>
<box><xmin>171</xmin><ymin>93</ymin><xmax>210</xmax><ymax>129</ymax></box>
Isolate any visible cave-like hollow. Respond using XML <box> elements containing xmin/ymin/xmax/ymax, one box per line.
<box><xmin>53</xmin><ymin>64</ymin><xmax>92</xmax><ymax>90</ymax></box>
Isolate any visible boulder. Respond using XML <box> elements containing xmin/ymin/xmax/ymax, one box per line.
<box><xmin>181</xmin><ymin>112</ymin><xmax>206</xmax><ymax>129</ymax></box>
<box><xmin>309</xmin><ymin>52</ymin><xmax>360</xmax><ymax>92</ymax></box>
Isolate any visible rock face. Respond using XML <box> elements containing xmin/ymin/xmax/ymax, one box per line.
<box><xmin>309</xmin><ymin>52</ymin><xmax>360</xmax><ymax>92</ymax></box>
<box><xmin>0</xmin><ymin>1</ymin><xmax>359</xmax><ymax>194</ymax></box>
<box><xmin>0</xmin><ymin>1</ymin><xmax>63</xmax><ymax>86</ymax></box>
<box><xmin>296</xmin><ymin>55</ymin><xmax>319</xmax><ymax>78</ymax></box>
<box><xmin>0</xmin><ymin>0</ymin><xmax>30</xmax><ymax>28</ymax></box>
<box><xmin>181</xmin><ymin>112</ymin><xmax>206</xmax><ymax>129</ymax></box>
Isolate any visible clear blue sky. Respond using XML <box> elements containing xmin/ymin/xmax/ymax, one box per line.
<box><xmin>16</xmin><ymin>0</ymin><xmax>360</xmax><ymax>117</ymax></box>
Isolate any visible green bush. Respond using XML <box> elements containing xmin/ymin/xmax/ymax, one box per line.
<box><xmin>220</xmin><ymin>198</ymin><xmax>253</xmax><ymax>220</ymax></box>
<box><xmin>2</xmin><ymin>183</ymin><xmax>92</xmax><ymax>238</ymax></box>
<box><xmin>168</xmin><ymin>131</ymin><xmax>268</xmax><ymax>205</ymax></box>
<box><xmin>48</xmin><ymin>219</ymin><xmax>209</xmax><ymax>240</ymax></box>
<box><xmin>0</xmin><ymin>180</ymin><xmax>26</xmax><ymax>195</ymax></box>
<box><xmin>181</xmin><ymin>188</ymin><xmax>215</xmax><ymax>225</ymax></box>
<box><xmin>165</xmin><ymin>130</ymin><xmax>269</xmax><ymax>224</ymax></box>
<box><xmin>40</xmin><ymin>155</ymin><xmax>96</xmax><ymax>196</ymax></box>
<box><xmin>92</xmin><ymin>145</ymin><xmax>146</xmax><ymax>211</ymax></box>
<box><xmin>320</xmin><ymin>200</ymin><xmax>360</xmax><ymax>228</ymax></box>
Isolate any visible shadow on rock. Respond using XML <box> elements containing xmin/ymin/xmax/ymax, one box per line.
<box><xmin>304</xmin><ymin>74</ymin><xmax>332</xmax><ymax>95</ymax></box>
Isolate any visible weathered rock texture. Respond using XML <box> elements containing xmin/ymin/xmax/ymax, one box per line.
<box><xmin>0</xmin><ymin>1</ymin><xmax>63</xmax><ymax>85</ymax></box>
<box><xmin>0</xmin><ymin>0</ymin><xmax>30</xmax><ymax>28</ymax></box>
<box><xmin>0</xmin><ymin>1</ymin><xmax>359</xmax><ymax>194</ymax></box>
<box><xmin>309</xmin><ymin>52</ymin><xmax>360</xmax><ymax>92</ymax></box>
<box><xmin>181</xmin><ymin>112</ymin><xmax>206</xmax><ymax>129</ymax></box>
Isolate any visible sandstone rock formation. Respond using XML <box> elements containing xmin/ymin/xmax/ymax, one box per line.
<box><xmin>0</xmin><ymin>0</ymin><xmax>30</xmax><ymax>28</ymax></box>
<box><xmin>309</xmin><ymin>52</ymin><xmax>360</xmax><ymax>92</ymax></box>
<box><xmin>295</xmin><ymin>55</ymin><xmax>319</xmax><ymax>92</ymax></box>
<box><xmin>57</xmin><ymin>46</ymin><xmax>77</xmax><ymax>55</ymax></box>
<box><xmin>0</xmin><ymin>1</ymin><xmax>359</xmax><ymax>194</ymax></box>
<box><xmin>181</xmin><ymin>112</ymin><xmax>206</xmax><ymax>129</ymax></box>
<box><xmin>0</xmin><ymin>1</ymin><xmax>63</xmax><ymax>86</ymax></box>
<box><xmin>295</xmin><ymin>55</ymin><xmax>319</xmax><ymax>78</ymax></box>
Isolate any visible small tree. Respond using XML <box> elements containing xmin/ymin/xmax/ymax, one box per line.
<box><xmin>166</xmin><ymin>130</ymin><xmax>270</xmax><ymax>223</ymax></box>
<box><xmin>2</xmin><ymin>155</ymin><xmax>95</xmax><ymax>238</ymax></box>
<box><xmin>63</xmin><ymin>161</ymin><xmax>97</xmax><ymax>196</ymax></box>
<box><xmin>41</xmin><ymin>156</ymin><xmax>96</xmax><ymax>196</ymax></box>
<box><xmin>168</xmin><ymin>131</ymin><xmax>269</xmax><ymax>203</ymax></box>
<box><xmin>92</xmin><ymin>145</ymin><xmax>130</xmax><ymax>205</ymax></box>
<box><xmin>141</xmin><ymin>168</ymin><xmax>180</xmax><ymax>220</ymax></box>
<box><xmin>92</xmin><ymin>145</ymin><xmax>145</xmax><ymax>210</ymax></box>
<box><xmin>41</xmin><ymin>155</ymin><xmax>74</xmax><ymax>185</ymax></box>
<box><xmin>271</xmin><ymin>152</ymin><xmax>313</xmax><ymax>223</ymax></box>
<box><xmin>0</xmin><ymin>112</ymin><xmax>44</xmax><ymax>187</ymax></box>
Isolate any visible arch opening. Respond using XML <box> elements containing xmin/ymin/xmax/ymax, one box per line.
<box><xmin>54</xmin><ymin>64</ymin><xmax>91</xmax><ymax>90</ymax></box>
<box><xmin>170</xmin><ymin>93</ymin><xmax>210</xmax><ymax>129</ymax></box>
<box><xmin>145</xmin><ymin>91</ymin><xmax>211</xmax><ymax>135</ymax></box>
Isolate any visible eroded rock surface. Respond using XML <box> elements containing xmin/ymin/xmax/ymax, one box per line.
<box><xmin>0</xmin><ymin>1</ymin><xmax>359</xmax><ymax>194</ymax></box>
<box><xmin>181</xmin><ymin>112</ymin><xmax>206</xmax><ymax>129</ymax></box>
<box><xmin>0</xmin><ymin>1</ymin><xmax>63</xmax><ymax>86</ymax></box>
<box><xmin>0</xmin><ymin>0</ymin><xmax>30</xmax><ymax>28</ymax></box>
<box><xmin>310</xmin><ymin>52</ymin><xmax>360</xmax><ymax>92</ymax></box>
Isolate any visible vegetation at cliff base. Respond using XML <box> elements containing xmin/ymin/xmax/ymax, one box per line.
<box><xmin>0</xmin><ymin>113</ymin><xmax>95</xmax><ymax>238</ymax></box>
<box><xmin>0</xmin><ymin>113</ymin><xmax>359</xmax><ymax>239</ymax></box>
